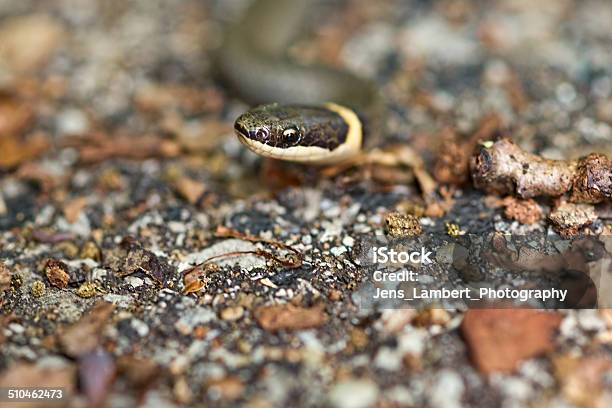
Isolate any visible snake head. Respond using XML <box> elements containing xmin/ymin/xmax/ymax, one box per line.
<box><xmin>234</xmin><ymin>102</ymin><xmax>359</xmax><ymax>164</ymax></box>
<box><xmin>234</xmin><ymin>103</ymin><xmax>305</xmax><ymax>148</ymax></box>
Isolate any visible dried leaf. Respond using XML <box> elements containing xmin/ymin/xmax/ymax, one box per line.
<box><xmin>78</xmin><ymin>350</ymin><xmax>116</xmax><ymax>407</ymax></box>
<box><xmin>0</xmin><ymin>261</ymin><xmax>11</xmax><ymax>293</ymax></box>
<box><xmin>116</xmin><ymin>356</ymin><xmax>160</xmax><ymax>391</ymax></box>
<box><xmin>259</xmin><ymin>278</ymin><xmax>278</xmax><ymax>289</ymax></box>
<box><xmin>554</xmin><ymin>354</ymin><xmax>612</xmax><ymax>408</ymax></box>
<box><xmin>367</xmin><ymin>145</ymin><xmax>438</xmax><ymax>199</ymax></box>
<box><xmin>0</xmin><ymin>132</ymin><xmax>49</xmax><ymax>169</ymax></box>
<box><xmin>182</xmin><ymin>263</ymin><xmax>219</xmax><ymax>294</ymax></box>
<box><xmin>172</xmin><ymin>176</ymin><xmax>207</xmax><ymax>205</ymax></box>
<box><xmin>64</xmin><ymin>197</ymin><xmax>88</xmax><ymax>224</ymax></box>
<box><xmin>0</xmin><ymin>91</ymin><xmax>33</xmax><ymax>136</ymax></box>
<box><xmin>461</xmin><ymin>308</ymin><xmax>562</xmax><ymax>374</ymax></box>
<box><xmin>183</xmin><ymin>278</ymin><xmax>206</xmax><ymax>295</ymax></box>
<box><xmin>63</xmin><ymin>132</ymin><xmax>180</xmax><ymax>164</ymax></box>
<box><xmin>57</xmin><ymin>301</ymin><xmax>115</xmax><ymax>358</ymax></box>
<box><xmin>117</xmin><ymin>239</ymin><xmax>175</xmax><ymax>286</ymax></box>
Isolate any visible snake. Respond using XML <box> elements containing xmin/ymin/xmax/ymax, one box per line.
<box><xmin>217</xmin><ymin>0</ymin><xmax>382</xmax><ymax>165</ymax></box>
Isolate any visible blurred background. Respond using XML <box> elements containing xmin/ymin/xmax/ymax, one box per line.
<box><xmin>1</xmin><ymin>0</ymin><xmax>611</xmax><ymax>174</ymax></box>
<box><xmin>1</xmin><ymin>0</ymin><xmax>611</xmax><ymax>206</ymax></box>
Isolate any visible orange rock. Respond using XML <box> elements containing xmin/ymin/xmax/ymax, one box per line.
<box><xmin>206</xmin><ymin>376</ymin><xmax>244</xmax><ymax>401</ymax></box>
<box><xmin>254</xmin><ymin>304</ymin><xmax>327</xmax><ymax>331</ymax></box>
<box><xmin>502</xmin><ymin>197</ymin><xmax>542</xmax><ymax>225</ymax></box>
<box><xmin>45</xmin><ymin>259</ymin><xmax>70</xmax><ymax>289</ymax></box>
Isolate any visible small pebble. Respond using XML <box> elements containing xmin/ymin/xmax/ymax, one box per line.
<box><xmin>45</xmin><ymin>259</ymin><xmax>70</xmax><ymax>288</ymax></box>
<box><xmin>57</xmin><ymin>108</ymin><xmax>89</xmax><ymax>135</ymax></box>
<box><xmin>445</xmin><ymin>222</ymin><xmax>465</xmax><ymax>236</ymax></box>
<box><xmin>80</xmin><ymin>241</ymin><xmax>101</xmax><ymax>261</ymax></box>
<box><xmin>385</xmin><ymin>212</ymin><xmax>423</xmax><ymax>237</ymax></box>
<box><xmin>30</xmin><ymin>280</ymin><xmax>46</xmax><ymax>297</ymax></box>
<box><xmin>342</xmin><ymin>236</ymin><xmax>355</xmax><ymax>247</ymax></box>
<box><xmin>429</xmin><ymin>370</ymin><xmax>465</xmax><ymax>408</ymax></box>
<box><xmin>76</xmin><ymin>282</ymin><xmax>97</xmax><ymax>298</ymax></box>
<box><xmin>328</xmin><ymin>379</ymin><xmax>379</xmax><ymax>408</ymax></box>
<box><xmin>9</xmin><ymin>323</ymin><xmax>25</xmax><ymax>334</ymax></box>
<box><xmin>220</xmin><ymin>306</ymin><xmax>244</xmax><ymax>321</ymax></box>
<box><xmin>125</xmin><ymin>276</ymin><xmax>144</xmax><ymax>288</ymax></box>
<box><xmin>131</xmin><ymin>319</ymin><xmax>149</xmax><ymax>337</ymax></box>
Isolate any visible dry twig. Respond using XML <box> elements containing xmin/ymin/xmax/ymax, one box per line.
<box><xmin>471</xmin><ymin>139</ymin><xmax>611</xmax><ymax>204</ymax></box>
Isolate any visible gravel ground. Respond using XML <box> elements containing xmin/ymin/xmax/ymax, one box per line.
<box><xmin>0</xmin><ymin>1</ymin><xmax>611</xmax><ymax>407</ymax></box>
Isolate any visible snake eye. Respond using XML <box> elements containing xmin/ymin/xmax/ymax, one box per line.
<box><xmin>283</xmin><ymin>126</ymin><xmax>301</xmax><ymax>145</ymax></box>
<box><xmin>255</xmin><ymin>128</ymin><xmax>269</xmax><ymax>141</ymax></box>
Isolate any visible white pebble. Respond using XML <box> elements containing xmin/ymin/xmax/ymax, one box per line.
<box><xmin>328</xmin><ymin>379</ymin><xmax>379</xmax><ymax>408</ymax></box>
<box><xmin>330</xmin><ymin>246</ymin><xmax>347</xmax><ymax>256</ymax></box>
<box><xmin>57</xmin><ymin>108</ymin><xmax>89</xmax><ymax>135</ymax></box>
<box><xmin>9</xmin><ymin>323</ymin><xmax>25</xmax><ymax>334</ymax></box>
<box><xmin>131</xmin><ymin>319</ymin><xmax>149</xmax><ymax>337</ymax></box>
<box><xmin>429</xmin><ymin>370</ymin><xmax>464</xmax><ymax>408</ymax></box>
<box><xmin>342</xmin><ymin>236</ymin><xmax>355</xmax><ymax>247</ymax></box>
<box><xmin>125</xmin><ymin>276</ymin><xmax>144</xmax><ymax>288</ymax></box>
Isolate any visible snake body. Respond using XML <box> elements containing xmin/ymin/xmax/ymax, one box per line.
<box><xmin>217</xmin><ymin>0</ymin><xmax>381</xmax><ymax>164</ymax></box>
